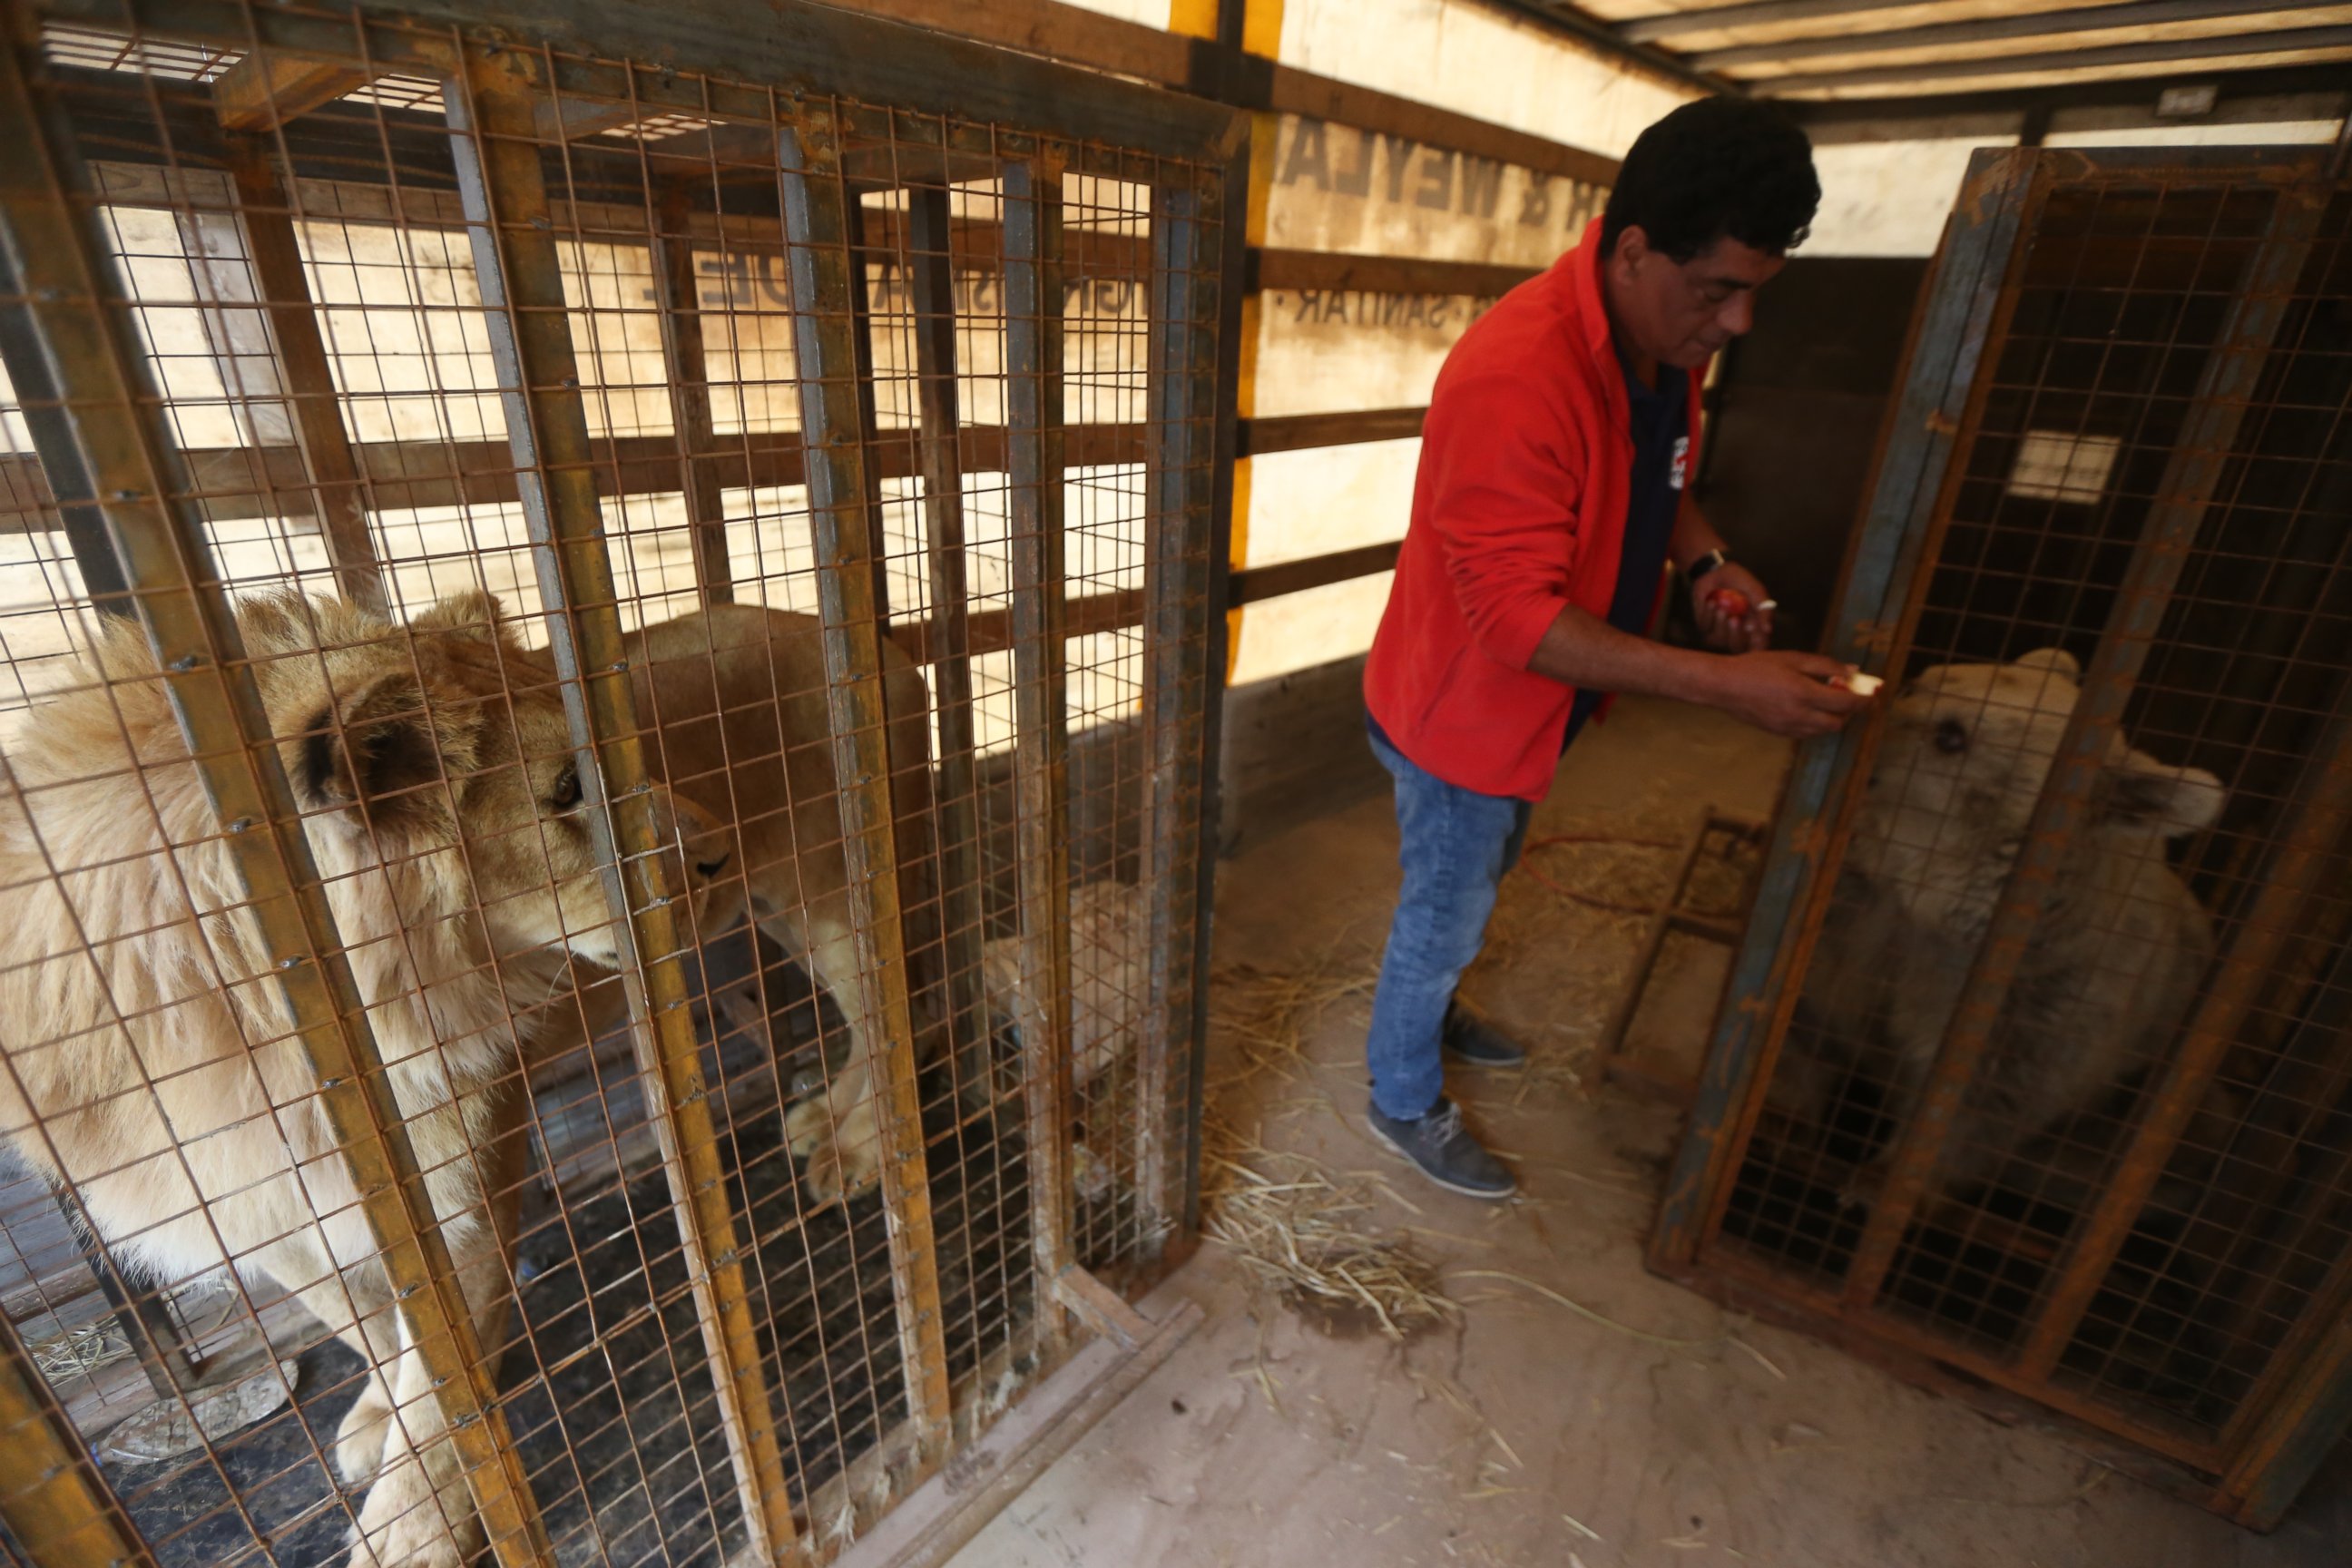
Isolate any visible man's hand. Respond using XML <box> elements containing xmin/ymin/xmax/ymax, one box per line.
<box><xmin>1708</xmin><ymin>651</ymin><xmax>1871</xmax><ymax>739</ymax></box>
<box><xmin>1691</xmin><ymin>562</ymin><xmax>1774</xmax><ymax>652</ymax></box>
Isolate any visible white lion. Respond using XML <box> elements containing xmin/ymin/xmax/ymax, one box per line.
<box><xmin>0</xmin><ymin>593</ymin><xmax>730</xmax><ymax>1568</ymax></box>
<box><xmin>1788</xmin><ymin>648</ymin><xmax>2224</xmax><ymax>1202</ymax></box>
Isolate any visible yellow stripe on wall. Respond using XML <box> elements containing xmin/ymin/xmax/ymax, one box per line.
<box><xmin>1170</xmin><ymin>0</ymin><xmax>1282</xmax><ymax>681</ymax></box>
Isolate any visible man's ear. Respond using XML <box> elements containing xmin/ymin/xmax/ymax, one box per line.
<box><xmin>1612</xmin><ymin>223</ymin><xmax>1649</xmax><ymax>274</ymax></box>
<box><xmin>289</xmin><ymin>672</ymin><xmax>475</xmax><ymax>828</ymax></box>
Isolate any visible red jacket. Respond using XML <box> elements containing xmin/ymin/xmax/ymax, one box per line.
<box><xmin>1364</xmin><ymin>220</ymin><xmax>1706</xmax><ymax>801</ymax></box>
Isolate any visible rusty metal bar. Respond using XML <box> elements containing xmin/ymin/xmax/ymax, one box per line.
<box><xmin>47</xmin><ymin>0</ymin><xmax>1241</xmax><ymax>162</ymax></box>
<box><xmin>777</xmin><ymin>103</ymin><xmax>955</xmax><ymax>1447</ymax></box>
<box><xmin>1137</xmin><ymin>174</ymin><xmax>1218</xmax><ymax>1251</ymax></box>
<box><xmin>1650</xmin><ymin>147</ymin><xmax>2044</xmax><ymax>1268</ymax></box>
<box><xmin>0</xmin><ymin>268</ymin><xmax>131</xmax><ymax>614</ymax></box>
<box><xmin>1594</xmin><ymin>809</ymin><xmax>1721</xmax><ymax>1087</ymax></box>
<box><xmin>438</xmin><ymin>44</ymin><xmax>796</xmax><ymax>1559</ymax></box>
<box><xmin>226</xmin><ymin>140</ymin><xmax>387</xmax><ymax>611</ymax></box>
<box><xmin>0</xmin><ymin>40</ymin><xmax>554</xmax><ymax>1568</ymax></box>
<box><xmin>2018</xmin><ymin>703</ymin><xmax>2352</xmax><ymax>1379</ymax></box>
<box><xmin>66</xmin><ymin>1191</ymin><xmax>203</xmax><ymax>1399</ymax></box>
<box><xmin>1002</xmin><ymin>149</ymin><xmax>1077</xmax><ymax>1334</ymax></box>
<box><xmin>906</xmin><ymin>182</ymin><xmax>990</xmax><ymax>1105</ymax></box>
<box><xmin>1840</xmin><ymin>176</ymin><xmax>2329</xmax><ymax>1308</ymax></box>
<box><xmin>0</xmin><ymin>1308</ymin><xmax>155</xmax><ymax>1568</ymax></box>
<box><xmin>2220</xmin><ymin>1215</ymin><xmax>2352</xmax><ymax>1527</ymax></box>
<box><xmin>651</xmin><ymin>181</ymin><xmax>735</xmax><ymax>605</ymax></box>
<box><xmin>843</xmin><ymin>193</ymin><xmax>892</xmax><ymax>631</ymax></box>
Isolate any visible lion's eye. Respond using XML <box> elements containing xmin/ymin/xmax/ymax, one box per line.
<box><xmin>1934</xmin><ymin>718</ymin><xmax>1970</xmax><ymax>756</ymax></box>
<box><xmin>550</xmin><ymin>765</ymin><xmax>582</xmax><ymax>811</ymax></box>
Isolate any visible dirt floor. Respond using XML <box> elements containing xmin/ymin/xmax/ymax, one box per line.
<box><xmin>945</xmin><ymin>694</ymin><xmax>2351</xmax><ymax>1568</ymax></box>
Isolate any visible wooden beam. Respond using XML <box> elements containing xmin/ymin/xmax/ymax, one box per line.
<box><xmin>212</xmin><ymin>51</ymin><xmax>381</xmax><ymax>132</ymax></box>
<box><xmin>650</xmin><ymin>182</ymin><xmax>733</xmax><ymax>603</ymax></box>
<box><xmin>1783</xmin><ymin>62</ymin><xmax>2352</xmax><ymax>125</ymax></box>
<box><xmin>1759</xmin><ymin>24</ymin><xmax>2352</xmax><ymax>96</ymax></box>
<box><xmin>533</xmin><ymin>96</ymin><xmax>645</xmax><ymax>142</ymax></box>
<box><xmin>1239</xmin><ymin>406</ymin><xmax>1424</xmax><ymax>457</ymax></box>
<box><xmin>1693</xmin><ymin>0</ymin><xmax>2339</xmax><ymax>73</ymax></box>
<box><xmin>1622</xmin><ymin>0</ymin><xmax>1923</xmax><ymax>43</ymax></box>
<box><xmin>1265</xmin><ymin>68</ymin><xmax>1619</xmax><ymax>186</ymax></box>
<box><xmin>787</xmin><ymin>0</ymin><xmax>1620</xmax><ymax>182</ymax></box>
<box><xmin>1227</xmin><ymin>540</ymin><xmax>1400</xmax><ymax>605</ymax></box>
<box><xmin>1494</xmin><ymin>0</ymin><xmax>1740</xmax><ymax>96</ymax></box>
<box><xmin>228</xmin><ymin>142</ymin><xmax>386</xmax><ymax>609</ymax></box>
<box><xmin>1254</xmin><ymin>248</ymin><xmax>1541</xmax><ymax>299</ymax></box>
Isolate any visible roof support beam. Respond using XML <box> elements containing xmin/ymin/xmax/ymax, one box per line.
<box><xmin>211</xmin><ymin>51</ymin><xmax>383</xmax><ymax>132</ymax></box>
<box><xmin>1756</xmin><ymin>23</ymin><xmax>2352</xmax><ymax>94</ymax></box>
<box><xmin>1693</xmin><ymin>0</ymin><xmax>2338</xmax><ymax>73</ymax></box>
<box><xmin>1513</xmin><ymin>2</ymin><xmax>1742</xmax><ymax>95</ymax></box>
<box><xmin>1782</xmin><ymin>61</ymin><xmax>2352</xmax><ymax>125</ymax></box>
<box><xmin>1621</xmin><ymin>0</ymin><xmax>1934</xmax><ymax>44</ymax></box>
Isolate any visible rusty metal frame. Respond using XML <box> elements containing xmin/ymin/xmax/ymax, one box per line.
<box><xmin>650</xmin><ymin>180</ymin><xmax>737</xmax><ymax>606</ymax></box>
<box><xmin>41</xmin><ymin>0</ymin><xmax>1239</xmax><ymax>165</ymax></box>
<box><xmin>1001</xmin><ymin>148</ymin><xmax>1078</xmax><ymax>1341</ymax></box>
<box><xmin>0</xmin><ymin>35</ymin><xmax>555</xmax><ymax>1568</ymax></box>
<box><xmin>2019</xmin><ymin>705</ymin><xmax>2352</xmax><ymax>1380</ymax></box>
<box><xmin>1136</xmin><ymin>172</ymin><xmax>1220</xmax><ymax>1251</ymax></box>
<box><xmin>221</xmin><ymin>138</ymin><xmax>387</xmax><ymax>610</ymax></box>
<box><xmin>777</xmin><ymin>102</ymin><xmax>956</xmax><ymax>1453</ymax></box>
<box><xmin>905</xmin><ymin>182</ymin><xmax>992</xmax><ymax>1107</ymax></box>
<box><xmin>1653</xmin><ymin>142</ymin><xmax>2352</xmax><ymax>1522</ymax></box>
<box><xmin>1839</xmin><ymin>172</ymin><xmax>2337</xmax><ymax>1308</ymax></box>
<box><xmin>0</xmin><ymin>1309</ymin><xmax>155</xmax><ymax>1568</ymax></box>
<box><xmin>437</xmin><ymin>40</ymin><xmax>798</xmax><ymax>1560</ymax></box>
<box><xmin>1651</xmin><ymin>144</ymin><xmax>2046</xmax><ymax>1267</ymax></box>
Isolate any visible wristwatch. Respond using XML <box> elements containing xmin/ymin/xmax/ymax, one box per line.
<box><xmin>1686</xmin><ymin>547</ymin><xmax>1733</xmax><ymax>583</ymax></box>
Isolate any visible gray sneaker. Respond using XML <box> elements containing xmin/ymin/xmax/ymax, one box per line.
<box><xmin>1441</xmin><ymin>1001</ymin><xmax>1527</xmax><ymax>1069</ymax></box>
<box><xmin>1366</xmin><ymin>1096</ymin><xmax>1516</xmax><ymax>1200</ymax></box>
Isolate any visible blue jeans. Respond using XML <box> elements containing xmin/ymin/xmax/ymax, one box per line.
<box><xmin>1364</xmin><ymin>718</ymin><xmax>1533</xmax><ymax>1120</ymax></box>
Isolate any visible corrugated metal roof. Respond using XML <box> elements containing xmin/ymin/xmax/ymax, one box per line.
<box><xmin>1497</xmin><ymin>1</ymin><xmax>2352</xmax><ymax>103</ymax></box>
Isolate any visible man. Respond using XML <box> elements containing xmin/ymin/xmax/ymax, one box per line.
<box><xmin>1360</xmin><ymin>97</ymin><xmax>1868</xmax><ymax>1199</ymax></box>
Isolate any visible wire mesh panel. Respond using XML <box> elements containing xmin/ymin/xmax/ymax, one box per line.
<box><xmin>1653</xmin><ymin>144</ymin><xmax>2352</xmax><ymax>1529</ymax></box>
<box><xmin>0</xmin><ymin>4</ymin><xmax>1238</xmax><ymax>1566</ymax></box>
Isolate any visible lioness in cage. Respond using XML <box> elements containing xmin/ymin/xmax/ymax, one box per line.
<box><xmin>0</xmin><ymin>591</ymin><xmax>735</xmax><ymax>1568</ymax></box>
<box><xmin>1779</xmin><ymin>648</ymin><xmax>2226</xmax><ymax>1211</ymax></box>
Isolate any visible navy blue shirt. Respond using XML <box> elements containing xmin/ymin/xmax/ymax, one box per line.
<box><xmin>1562</xmin><ymin>348</ymin><xmax>1690</xmax><ymax>751</ymax></box>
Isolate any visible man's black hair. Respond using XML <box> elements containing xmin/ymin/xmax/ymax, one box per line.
<box><xmin>1601</xmin><ymin>97</ymin><xmax>1820</xmax><ymax>263</ymax></box>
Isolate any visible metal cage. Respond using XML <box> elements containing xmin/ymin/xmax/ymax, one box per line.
<box><xmin>0</xmin><ymin>2</ymin><xmax>1241</xmax><ymax>1564</ymax></box>
<box><xmin>1653</xmin><ymin>143</ymin><xmax>2352</xmax><ymax>1529</ymax></box>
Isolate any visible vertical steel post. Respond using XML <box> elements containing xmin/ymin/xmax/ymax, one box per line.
<box><xmin>906</xmin><ymin>184</ymin><xmax>990</xmax><ymax>1102</ymax></box>
<box><xmin>1184</xmin><ymin>129</ymin><xmax>1249</xmax><ymax>1242</ymax></box>
<box><xmin>650</xmin><ymin>181</ymin><xmax>734</xmax><ymax>605</ymax></box>
<box><xmin>0</xmin><ymin>256</ymin><xmax>130</xmax><ymax>614</ymax></box>
<box><xmin>0</xmin><ymin>1311</ymin><xmax>154</xmax><ymax>1568</ymax></box>
<box><xmin>1840</xmin><ymin>177</ymin><xmax>2329</xmax><ymax>1308</ymax></box>
<box><xmin>1137</xmin><ymin>173</ymin><xmax>1219</xmax><ymax>1251</ymax></box>
<box><xmin>438</xmin><ymin>46</ymin><xmax>797</xmax><ymax>1560</ymax></box>
<box><xmin>226</xmin><ymin>141</ymin><xmax>387</xmax><ymax>611</ymax></box>
<box><xmin>1650</xmin><ymin>146</ymin><xmax>2044</xmax><ymax>1269</ymax></box>
<box><xmin>2221</xmin><ymin>1226</ymin><xmax>2352</xmax><ymax>1528</ymax></box>
<box><xmin>842</xmin><ymin>193</ymin><xmax>892</xmax><ymax>632</ymax></box>
<box><xmin>1002</xmin><ymin>150</ymin><xmax>1076</xmax><ymax>1334</ymax></box>
<box><xmin>776</xmin><ymin>103</ymin><xmax>954</xmax><ymax>1448</ymax></box>
<box><xmin>0</xmin><ymin>41</ymin><xmax>552</xmax><ymax>1568</ymax></box>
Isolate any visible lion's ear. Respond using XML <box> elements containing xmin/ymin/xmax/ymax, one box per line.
<box><xmin>290</xmin><ymin>672</ymin><xmax>475</xmax><ymax>828</ymax></box>
<box><xmin>409</xmin><ymin>592</ymin><xmax>516</xmax><ymax>652</ymax></box>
